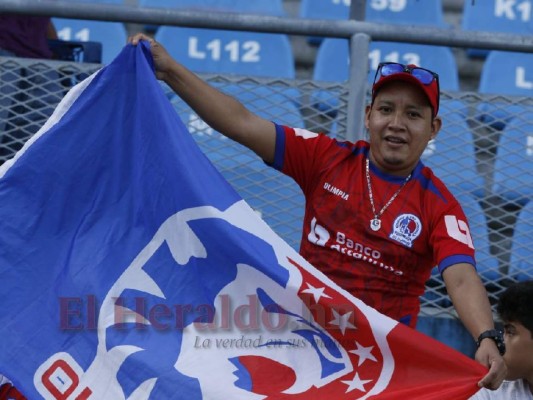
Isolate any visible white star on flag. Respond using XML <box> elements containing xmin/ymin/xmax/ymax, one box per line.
<box><xmin>341</xmin><ymin>372</ymin><xmax>373</xmax><ymax>393</ymax></box>
<box><xmin>349</xmin><ymin>341</ymin><xmax>378</xmax><ymax>366</ymax></box>
<box><xmin>329</xmin><ymin>309</ymin><xmax>356</xmax><ymax>335</ymax></box>
<box><xmin>301</xmin><ymin>283</ymin><xmax>332</xmax><ymax>303</ymax></box>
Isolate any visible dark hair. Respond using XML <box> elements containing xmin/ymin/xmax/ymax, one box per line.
<box><xmin>497</xmin><ymin>281</ymin><xmax>533</xmax><ymax>336</ymax></box>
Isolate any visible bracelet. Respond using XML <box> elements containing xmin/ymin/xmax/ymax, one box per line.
<box><xmin>476</xmin><ymin>329</ymin><xmax>506</xmax><ymax>356</ymax></box>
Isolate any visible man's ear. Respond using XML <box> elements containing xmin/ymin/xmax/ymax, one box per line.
<box><xmin>430</xmin><ymin>116</ymin><xmax>442</xmax><ymax>141</ymax></box>
<box><xmin>364</xmin><ymin>104</ymin><xmax>372</xmax><ymax>130</ymax></box>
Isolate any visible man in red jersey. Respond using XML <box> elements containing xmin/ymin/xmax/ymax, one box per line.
<box><xmin>129</xmin><ymin>33</ymin><xmax>506</xmax><ymax>390</ymax></box>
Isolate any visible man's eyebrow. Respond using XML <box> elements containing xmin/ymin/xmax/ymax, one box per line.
<box><xmin>375</xmin><ymin>98</ymin><xmax>427</xmax><ymax>108</ymax></box>
<box><xmin>503</xmin><ymin>322</ymin><xmax>515</xmax><ymax>330</ymax></box>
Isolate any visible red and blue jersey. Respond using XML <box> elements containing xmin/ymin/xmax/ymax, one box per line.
<box><xmin>271</xmin><ymin>124</ymin><xmax>476</xmax><ymax>327</ymax></box>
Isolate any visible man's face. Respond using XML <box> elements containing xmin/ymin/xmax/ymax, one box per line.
<box><xmin>503</xmin><ymin>320</ymin><xmax>533</xmax><ymax>381</ymax></box>
<box><xmin>365</xmin><ymin>81</ymin><xmax>441</xmax><ymax>177</ymax></box>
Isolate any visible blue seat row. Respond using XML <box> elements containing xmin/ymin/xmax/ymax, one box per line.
<box><xmin>478</xmin><ymin>50</ymin><xmax>533</xmax><ymax>131</ymax></box>
<box><xmin>56</xmin><ymin>0</ymin><xmax>532</xmax><ymax>62</ymax></box>
<box><xmin>300</xmin><ymin>0</ymin><xmax>447</xmax><ymax>25</ymax></box>
<box><xmin>461</xmin><ymin>0</ymin><xmax>533</xmax><ymax>58</ymax></box>
<box><xmin>153</xmin><ymin>26</ymin><xmax>295</xmax><ymax>79</ymax></box>
<box><xmin>300</xmin><ymin>0</ymin><xmax>448</xmax><ymax>44</ymax></box>
<box><xmin>139</xmin><ymin>0</ymin><xmax>286</xmax><ymax>16</ymax></box>
<box><xmin>312</xmin><ymin>39</ymin><xmax>460</xmax><ymax>114</ymax></box>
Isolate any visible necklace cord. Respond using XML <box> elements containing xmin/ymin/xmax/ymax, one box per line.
<box><xmin>365</xmin><ymin>158</ymin><xmax>411</xmax><ymax>230</ymax></box>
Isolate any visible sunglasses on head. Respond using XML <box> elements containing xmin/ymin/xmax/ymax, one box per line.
<box><xmin>372</xmin><ymin>62</ymin><xmax>440</xmax><ymax>116</ymax></box>
<box><xmin>373</xmin><ymin>62</ymin><xmax>439</xmax><ymax>86</ymax></box>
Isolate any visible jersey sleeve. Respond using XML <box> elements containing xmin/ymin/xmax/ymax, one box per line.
<box><xmin>271</xmin><ymin>124</ymin><xmax>342</xmax><ymax>195</ymax></box>
<box><xmin>429</xmin><ymin>192</ymin><xmax>477</xmax><ymax>275</ymax></box>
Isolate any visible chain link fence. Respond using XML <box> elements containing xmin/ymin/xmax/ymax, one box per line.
<box><xmin>1</xmin><ymin>56</ymin><xmax>531</xmax><ymax>321</ymax></box>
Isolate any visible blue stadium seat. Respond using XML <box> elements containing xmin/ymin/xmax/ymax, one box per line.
<box><xmin>300</xmin><ymin>0</ymin><xmax>446</xmax><ymax>44</ymax></box>
<box><xmin>52</xmin><ymin>19</ymin><xmax>128</xmax><ymax>64</ymax></box>
<box><xmin>454</xmin><ymin>192</ymin><xmax>500</xmax><ymax>281</ymax></box>
<box><xmin>139</xmin><ymin>0</ymin><xmax>285</xmax><ymax>16</ymax></box>
<box><xmin>365</xmin><ymin>0</ymin><xmax>446</xmax><ymax>27</ymax></box>
<box><xmin>421</xmin><ymin>112</ymin><xmax>485</xmax><ymax>198</ymax></box>
<box><xmin>492</xmin><ymin>116</ymin><xmax>533</xmax><ymax>206</ymax></box>
<box><xmin>155</xmin><ymin>26</ymin><xmax>300</xmax><ymax>108</ymax></box>
<box><xmin>312</xmin><ymin>39</ymin><xmax>460</xmax><ymax>116</ymax></box>
<box><xmin>154</xmin><ymin>26</ymin><xmax>295</xmax><ymax>79</ymax></box>
<box><xmin>300</xmin><ymin>0</ymin><xmax>446</xmax><ymax>25</ymax></box>
<box><xmin>461</xmin><ymin>0</ymin><xmax>533</xmax><ymax>58</ymax></box>
<box><xmin>66</xmin><ymin>0</ymin><xmax>123</xmax><ymax>3</ymax></box>
<box><xmin>311</xmin><ymin>38</ymin><xmax>349</xmax><ymax>115</ymax></box>
<box><xmin>477</xmin><ymin>50</ymin><xmax>533</xmax><ymax>131</ymax></box>
<box><xmin>367</xmin><ymin>42</ymin><xmax>459</xmax><ymax>90</ymax></box>
<box><xmin>314</xmin><ymin>39</ymin><xmax>460</xmax><ymax>89</ymax></box>
<box><xmin>509</xmin><ymin>201</ymin><xmax>533</xmax><ymax>282</ymax></box>
<box><xmin>299</xmin><ymin>0</ymin><xmax>350</xmax><ymax>21</ymax></box>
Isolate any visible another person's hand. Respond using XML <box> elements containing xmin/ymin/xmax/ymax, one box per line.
<box><xmin>0</xmin><ymin>382</ymin><xmax>26</xmax><ymax>399</ymax></box>
<box><xmin>128</xmin><ymin>33</ymin><xmax>174</xmax><ymax>82</ymax></box>
<box><xmin>475</xmin><ymin>339</ymin><xmax>506</xmax><ymax>390</ymax></box>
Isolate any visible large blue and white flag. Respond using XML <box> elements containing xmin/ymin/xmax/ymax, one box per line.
<box><xmin>0</xmin><ymin>42</ymin><xmax>485</xmax><ymax>399</ymax></box>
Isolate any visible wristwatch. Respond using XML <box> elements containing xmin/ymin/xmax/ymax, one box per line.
<box><xmin>476</xmin><ymin>329</ymin><xmax>506</xmax><ymax>356</ymax></box>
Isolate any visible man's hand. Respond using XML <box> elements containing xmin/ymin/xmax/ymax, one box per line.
<box><xmin>475</xmin><ymin>339</ymin><xmax>507</xmax><ymax>390</ymax></box>
<box><xmin>128</xmin><ymin>33</ymin><xmax>175</xmax><ymax>82</ymax></box>
<box><xmin>0</xmin><ymin>382</ymin><xmax>27</xmax><ymax>400</ymax></box>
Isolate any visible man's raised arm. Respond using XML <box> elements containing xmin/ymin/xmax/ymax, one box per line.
<box><xmin>129</xmin><ymin>33</ymin><xmax>277</xmax><ymax>164</ymax></box>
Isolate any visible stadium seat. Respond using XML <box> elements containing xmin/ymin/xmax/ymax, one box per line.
<box><xmin>299</xmin><ymin>0</ymin><xmax>350</xmax><ymax>21</ymax></box>
<box><xmin>461</xmin><ymin>0</ymin><xmax>532</xmax><ymax>58</ymax></box>
<box><xmin>477</xmin><ymin>50</ymin><xmax>533</xmax><ymax>131</ymax></box>
<box><xmin>509</xmin><ymin>201</ymin><xmax>533</xmax><ymax>282</ymax></box>
<box><xmin>312</xmin><ymin>39</ymin><xmax>460</xmax><ymax>116</ymax></box>
<box><xmin>155</xmin><ymin>25</ymin><xmax>300</xmax><ymax>109</ymax></box>
<box><xmin>300</xmin><ymin>0</ymin><xmax>446</xmax><ymax>25</ymax></box>
<box><xmin>492</xmin><ymin>115</ymin><xmax>533</xmax><ymax>206</ymax></box>
<box><xmin>367</xmin><ymin>42</ymin><xmax>459</xmax><ymax>90</ymax></box>
<box><xmin>421</xmin><ymin>111</ymin><xmax>485</xmax><ymax>198</ymax></box>
<box><xmin>300</xmin><ymin>0</ymin><xmax>447</xmax><ymax>44</ymax></box>
<box><xmin>454</xmin><ymin>192</ymin><xmax>500</xmax><ymax>281</ymax></box>
<box><xmin>154</xmin><ymin>26</ymin><xmax>295</xmax><ymax>79</ymax></box>
<box><xmin>139</xmin><ymin>0</ymin><xmax>286</xmax><ymax>16</ymax></box>
<box><xmin>68</xmin><ymin>0</ymin><xmax>123</xmax><ymax>3</ymax></box>
<box><xmin>311</xmin><ymin>38</ymin><xmax>349</xmax><ymax>115</ymax></box>
<box><xmin>52</xmin><ymin>19</ymin><xmax>128</xmax><ymax>65</ymax></box>
<box><xmin>365</xmin><ymin>0</ymin><xmax>446</xmax><ymax>27</ymax></box>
